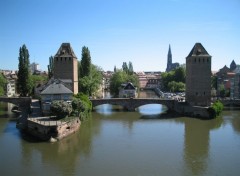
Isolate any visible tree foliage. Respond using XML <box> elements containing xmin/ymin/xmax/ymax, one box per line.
<box><xmin>17</xmin><ymin>44</ymin><xmax>32</xmax><ymax>96</ymax></box>
<box><xmin>208</xmin><ymin>100</ymin><xmax>224</xmax><ymax>118</ymax></box>
<box><xmin>47</xmin><ymin>56</ymin><xmax>54</xmax><ymax>79</ymax></box>
<box><xmin>0</xmin><ymin>73</ymin><xmax>7</xmax><ymax>96</ymax></box>
<box><xmin>122</xmin><ymin>61</ymin><xmax>134</xmax><ymax>75</ymax></box>
<box><xmin>50</xmin><ymin>100</ymin><xmax>72</xmax><ymax>119</ymax></box>
<box><xmin>80</xmin><ymin>46</ymin><xmax>91</xmax><ymax>78</ymax></box>
<box><xmin>161</xmin><ymin>67</ymin><xmax>186</xmax><ymax>92</ymax></box>
<box><xmin>109</xmin><ymin>70</ymin><xmax>139</xmax><ymax>96</ymax></box>
<box><xmin>73</xmin><ymin>93</ymin><xmax>92</xmax><ymax>120</ymax></box>
<box><xmin>78</xmin><ymin>46</ymin><xmax>102</xmax><ymax>96</ymax></box>
<box><xmin>79</xmin><ymin>64</ymin><xmax>103</xmax><ymax>96</ymax></box>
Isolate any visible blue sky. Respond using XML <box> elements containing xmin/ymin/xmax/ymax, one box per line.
<box><xmin>0</xmin><ymin>0</ymin><xmax>239</xmax><ymax>72</ymax></box>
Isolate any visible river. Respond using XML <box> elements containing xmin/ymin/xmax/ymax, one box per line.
<box><xmin>0</xmin><ymin>91</ymin><xmax>240</xmax><ymax>176</ymax></box>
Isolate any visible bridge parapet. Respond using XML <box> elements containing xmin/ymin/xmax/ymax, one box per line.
<box><xmin>91</xmin><ymin>98</ymin><xmax>176</xmax><ymax>111</ymax></box>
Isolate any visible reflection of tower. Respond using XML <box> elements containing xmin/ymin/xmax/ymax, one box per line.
<box><xmin>184</xmin><ymin>119</ymin><xmax>210</xmax><ymax>175</ymax></box>
<box><xmin>54</xmin><ymin>43</ymin><xmax>78</xmax><ymax>94</ymax></box>
<box><xmin>186</xmin><ymin>43</ymin><xmax>211</xmax><ymax>106</ymax></box>
<box><xmin>166</xmin><ymin>45</ymin><xmax>172</xmax><ymax>72</ymax></box>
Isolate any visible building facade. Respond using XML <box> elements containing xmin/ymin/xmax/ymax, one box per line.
<box><xmin>119</xmin><ymin>82</ymin><xmax>137</xmax><ymax>98</ymax></box>
<box><xmin>186</xmin><ymin>43</ymin><xmax>211</xmax><ymax>106</ymax></box>
<box><xmin>40</xmin><ymin>80</ymin><xmax>73</xmax><ymax>114</ymax></box>
<box><xmin>54</xmin><ymin>43</ymin><xmax>78</xmax><ymax>94</ymax></box>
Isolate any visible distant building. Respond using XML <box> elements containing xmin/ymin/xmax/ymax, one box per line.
<box><xmin>136</xmin><ymin>71</ymin><xmax>161</xmax><ymax>89</ymax></box>
<box><xmin>54</xmin><ymin>43</ymin><xmax>78</xmax><ymax>94</ymax></box>
<box><xmin>30</xmin><ymin>62</ymin><xmax>40</xmax><ymax>74</ymax></box>
<box><xmin>40</xmin><ymin>79</ymin><xmax>73</xmax><ymax>114</ymax></box>
<box><xmin>166</xmin><ymin>45</ymin><xmax>179</xmax><ymax>72</ymax></box>
<box><xmin>186</xmin><ymin>43</ymin><xmax>211</xmax><ymax>106</ymax></box>
<box><xmin>119</xmin><ymin>82</ymin><xmax>137</xmax><ymax>98</ymax></box>
<box><xmin>2</xmin><ymin>71</ymin><xmax>17</xmax><ymax>97</ymax></box>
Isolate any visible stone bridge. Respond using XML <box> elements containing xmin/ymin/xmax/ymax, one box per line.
<box><xmin>0</xmin><ymin>97</ymin><xmax>32</xmax><ymax>110</ymax></box>
<box><xmin>0</xmin><ymin>97</ymin><xmax>32</xmax><ymax>129</ymax></box>
<box><xmin>90</xmin><ymin>98</ymin><xmax>176</xmax><ymax>111</ymax></box>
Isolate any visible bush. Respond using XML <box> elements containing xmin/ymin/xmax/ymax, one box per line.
<box><xmin>208</xmin><ymin>100</ymin><xmax>224</xmax><ymax>118</ymax></box>
<box><xmin>50</xmin><ymin>100</ymin><xmax>72</xmax><ymax>119</ymax></box>
<box><xmin>73</xmin><ymin>93</ymin><xmax>92</xmax><ymax>121</ymax></box>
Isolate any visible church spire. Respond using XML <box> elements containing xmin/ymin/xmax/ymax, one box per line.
<box><xmin>168</xmin><ymin>44</ymin><xmax>172</xmax><ymax>57</ymax></box>
<box><xmin>166</xmin><ymin>44</ymin><xmax>172</xmax><ymax>72</ymax></box>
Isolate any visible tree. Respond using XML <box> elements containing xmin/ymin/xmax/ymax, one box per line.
<box><xmin>80</xmin><ymin>46</ymin><xmax>91</xmax><ymax>78</ymax></box>
<box><xmin>50</xmin><ymin>100</ymin><xmax>72</xmax><ymax>119</ymax></box>
<box><xmin>128</xmin><ymin>61</ymin><xmax>134</xmax><ymax>75</ymax></box>
<box><xmin>161</xmin><ymin>67</ymin><xmax>186</xmax><ymax>92</ymax></box>
<box><xmin>0</xmin><ymin>73</ymin><xmax>7</xmax><ymax>96</ymax></box>
<box><xmin>17</xmin><ymin>44</ymin><xmax>32</xmax><ymax>96</ymax></box>
<box><xmin>79</xmin><ymin>64</ymin><xmax>103</xmax><ymax>96</ymax></box>
<box><xmin>122</xmin><ymin>62</ymin><xmax>128</xmax><ymax>74</ymax></box>
<box><xmin>47</xmin><ymin>56</ymin><xmax>54</xmax><ymax>79</ymax></box>
<box><xmin>109</xmin><ymin>70</ymin><xmax>139</xmax><ymax>96</ymax></box>
<box><xmin>114</xmin><ymin>65</ymin><xmax>117</xmax><ymax>73</ymax></box>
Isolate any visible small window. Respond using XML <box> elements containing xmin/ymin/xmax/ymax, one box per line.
<box><xmin>61</xmin><ymin>58</ymin><xmax>62</xmax><ymax>61</ymax></box>
<box><xmin>65</xmin><ymin>57</ymin><xmax>67</xmax><ymax>61</ymax></box>
<box><xmin>199</xmin><ymin>58</ymin><xmax>200</xmax><ymax>62</ymax></box>
<box><xmin>69</xmin><ymin>58</ymin><xmax>71</xmax><ymax>61</ymax></box>
<box><xmin>204</xmin><ymin>92</ymin><xmax>205</xmax><ymax>95</ymax></box>
<box><xmin>195</xmin><ymin>58</ymin><xmax>196</xmax><ymax>62</ymax></box>
<box><xmin>196</xmin><ymin>92</ymin><xmax>198</xmax><ymax>95</ymax></box>
<box><xmin>203</xmin><ymin>59</ymin><xmax>205</xmax><ymax>63</ymax></box>
<box><xmin>57</xmin><ymin>58</ymin><xmax>58</xmax><ymax>61</ymax></box>
<box><xmin>207</xmin><ymin>58</ymin><xmax>209</xmax><ymax>62</ymax></box>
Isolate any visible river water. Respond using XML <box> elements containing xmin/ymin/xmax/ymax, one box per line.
<box><xmin>0</xmin><ymin>91</ymin><xmax>240</xmax><ymax>176</ymax></box>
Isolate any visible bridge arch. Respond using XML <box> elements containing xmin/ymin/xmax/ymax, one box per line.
<box><xmin>91</xmin><ymin>98</ymin><xmax>176</xmax><ymax>112</ymax></box>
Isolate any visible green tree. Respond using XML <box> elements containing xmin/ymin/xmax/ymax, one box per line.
<box><xmin>50</xmin><ymin>100</ymin><xmax>72</xmax><ymax>119</ymax></box>
<box><xmin>0</xmin><ymin>73</ymin><xmax>7</xmax><ymax>96</ymax></box>
<box><xmin>128</xmin><ymin>61</ymin><xmax>134</xmax><ymax>75</ymax></box>
<box><xmin>122</xmin><ymin>62</ymin><xmax>128</xmax><ymax>74</ymax></box>
<box><xmin>114</xmin><ymin>65</ymin><xmax>117</xmax><ymax>73</ymax></box>
<box><xmin>47</xmin><ymin>56</ymin><xmax>54</xmax><ymax>79</ymax></box>
<box><xmin>109</xmin><ymin>70</ymin><xmax>139</xmax><ymax>96</ymax></box>
<box><xmin>80</xmin><ymin>46</ymin><xmax>91</xmax><ymax>78</ymax></box>
<box><xmin>17</xmin><ymin>44</ymin><xmax>32</xmax><ymax>96</ymax></box>
<box><xmin>161</xmin><ymin>67</ymin><xmax>186</xmax><ymax>92</ymax></box>
<box><xmin>79</xmin><ymin>64</ymin><xmax>103</xmax><ymax>96</ymax></box>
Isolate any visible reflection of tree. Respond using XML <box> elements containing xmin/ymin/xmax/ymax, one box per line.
<box><xmin>183</xmin><ymin>117</ymin><xmax>223</xmax><ymax>176</ymax></box>
<box><xmin>20</xmin><ymin>116</ymin><xmax>101</xmax><ymax>175</ymax></box>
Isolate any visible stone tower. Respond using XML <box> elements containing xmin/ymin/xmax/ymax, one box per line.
<box><xmin>186</xmin><ymin>43</ymin><xmax>211</xmax><ymax>106</ymax></box>
<box><xmin>166</xmin><ymin>45</ymin><xmax>172</xmax><ymax>72</ymax></box>
<box><xmin>54</xmin><ymin>43</ymin><xmax>78</xmax><ymax>94</ymax></box>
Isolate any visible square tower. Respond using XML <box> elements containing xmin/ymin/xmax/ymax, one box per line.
<box><xmin>186</xmin><ymin>43</ymin><xmax>211</xmax><ymax>106</ymax></box>
<box><xmin>54</xmin><ymin>43</ymin><xmax>78</xmax><ymax>94</ymax></box>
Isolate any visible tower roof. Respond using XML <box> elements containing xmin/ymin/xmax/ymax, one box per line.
<box><xmin>187</xmin><ymin>43</ymin><xmax>210</xmax><ymax>58</ymax></box>
<box><xmin>55</xmin><ymin>43</ymin><xmax>77</xmax><ymax>58</ymax></box>
<box><xmin>168</xmin><ymin>44</ymin><xmax>172</xmax><ymax>56</ymax></box>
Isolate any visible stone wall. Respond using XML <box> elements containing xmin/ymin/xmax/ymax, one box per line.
<box><xmin>27</xmin><ymin>118</ymin><xmax>81</xmax><ymax>141</ymax></box>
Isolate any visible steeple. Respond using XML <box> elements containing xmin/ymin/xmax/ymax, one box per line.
<box><xmin>168</xmin><ymin>44</ymin><xmax>172</xmax><ymax>62</ymax></box>
<box><xmin>166</xmin><ymin>44</ymin><xmax>173</xmax><ymax>72</ymax></box>
<box><xmin>230</xmin><ymin>60</ymin><xmax>237</xmax><ymax>71</ymax></box>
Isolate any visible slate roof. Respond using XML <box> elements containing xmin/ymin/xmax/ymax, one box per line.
<box><xmin>123</xmin><ymin>82</ymin><xmax>136</xmax><ymax>90</ymax></box>
<box><xmin>55</xmin><ymin>43</ymin><xmax>77</xmax><ymax>58</ymax></box>
<box><xmin>187</xmin><ymin>43</ymin><xmax>210</xmax><ymax>58</ymax></box>
<box><xmin>41</xmin><ymin>81</ymin><xmax>73</xmax><ymax>95</ymax></box>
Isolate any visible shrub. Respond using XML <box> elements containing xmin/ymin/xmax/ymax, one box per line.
<box><xmin>208</xmin><ymin>100</ymin><xmax>224</xmax><ymax>118</ymax></box>
<box><xmin>50</xmin><ymin>100</ymin><xmax>72</xmax><ymax>119</ymax></box>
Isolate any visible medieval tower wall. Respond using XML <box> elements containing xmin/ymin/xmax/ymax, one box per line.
<box><xmin>186</xmin><ymin>43</ymin><xmax>211</xmax><ymax>106</ymax></box>
<box><xmin>54</xmin><ymin>43</ymin><xmax>78</xmax><ymax>94</ymax></box>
